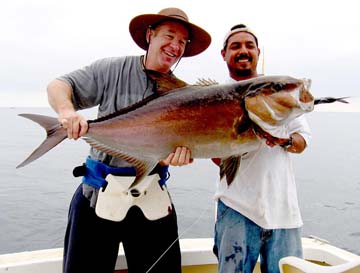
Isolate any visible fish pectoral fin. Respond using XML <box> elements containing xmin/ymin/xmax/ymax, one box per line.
<box><xmin>219</xmin><ymin>156</ymin><xmax>241</xmax><ymax>186</ymax></box>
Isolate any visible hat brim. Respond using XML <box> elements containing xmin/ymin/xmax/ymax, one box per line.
<box><xmin>129</xmin><ymin>14</ymin><xmax>211</xmax><ymax>57</ymax></box>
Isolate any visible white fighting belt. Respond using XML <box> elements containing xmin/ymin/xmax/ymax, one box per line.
<box><xmin>95</xmin><ymin>173</ymin><xmax>172</xmax><ymax>221</ymax></box>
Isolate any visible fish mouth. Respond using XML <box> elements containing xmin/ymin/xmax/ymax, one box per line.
<box><xmin>299</xmin><ymin>78</ymin><xmax>314</xmax><ymax>109</ymax></box>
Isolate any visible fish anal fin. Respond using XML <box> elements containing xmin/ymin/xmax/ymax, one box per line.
<box><xmin>128</xmin><ymin>161</ymin><xmax>158</xmax><ymax>189</ymax></box>
<box><xmin>219</xmin><ymin>156</ymin><xmax>241</xmax><ymax>186</ymax></box>
<box><xmin>83</xmin><ymin>137</ymin><xmax>158</xmax><ymax>189</ymax></box>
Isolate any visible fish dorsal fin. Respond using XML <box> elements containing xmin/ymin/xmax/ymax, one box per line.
<box><xmin>145</xmin><ymin>69</ymin><xmax>188</xmax><ymax>94</ymax></box>
<box><xmin>194</xmin><ymin>78</ymin><xmax>219</xmax><ymax>86</ymax></box>
<box><xmin>82</xmin><ymin>137</ymin><xmax>158</xmax><ymax>189</ymax></box>
<box><xmin>219</xmin><ymin>156</ymin><xmax>241</xmax><ymax>186</ymax></box>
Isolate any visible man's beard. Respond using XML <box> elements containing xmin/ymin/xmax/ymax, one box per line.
<box><xmin>232</xmin><ymin>54</ymin><xmax>253</xmax><ymax>77</ymax></box>
<box><xmin>234</xmin><ymin>68</ymin><xmax>252</xmax><ymax>77</ymax></box>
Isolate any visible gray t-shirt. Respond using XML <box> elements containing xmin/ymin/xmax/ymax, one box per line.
<box><xmin>58</xmin><ymin>55</ymin><xmax>156</xmax><ymax>167</ymax></box>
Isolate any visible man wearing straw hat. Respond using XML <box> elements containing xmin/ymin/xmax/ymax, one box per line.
<box><xmin>46</xmin><ymin>7</ymin><xmax>211</xmax><ymax>273</ymax></box>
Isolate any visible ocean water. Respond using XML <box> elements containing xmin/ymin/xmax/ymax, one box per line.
<box><xmin>0</xmin><ymin>107</ymin><xmax>359</xmax><ymax>255</ymax></box>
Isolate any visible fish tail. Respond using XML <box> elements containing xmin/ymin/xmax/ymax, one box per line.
<box><xmin>16</xmin><ymin>114</ymin><xmax>67</xmax><ymax>168</ymax></box>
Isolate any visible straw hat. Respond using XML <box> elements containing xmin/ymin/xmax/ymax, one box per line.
<box><xmin>129</xmin><ymin>7</ymin><xmax>211</xmax><ymax>57</ymax></box>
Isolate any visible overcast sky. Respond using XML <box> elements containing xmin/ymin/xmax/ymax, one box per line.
<box><xmin>1</xmin><ymin>0</ymin><xmax>359</xmax><ymax>110</ymax></box>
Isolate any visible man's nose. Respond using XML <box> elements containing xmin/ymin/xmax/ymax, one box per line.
<box><xmin>169</xmin><ymin>40</ymin><xmax>181</xmax><ymax>51</ymax></box>
<box><xmin>238</xmin><ymin>45</ymin><xmax>248</xmax><ymax>54</ymax></box>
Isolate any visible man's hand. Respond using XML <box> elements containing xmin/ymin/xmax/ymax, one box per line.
<box><xmin>160</xmin><ymin>147</ymin><xmax>193</xmax><ymax>166</ymax></box>
<box><xmin>282</xmin><ymin>133</ymin><xmax>306</xmax><ymax>153</ymax></box>
<box><xmin>254</xmin><ymin>128</ymin><xmax>287</xmax><ymax>147</ymax></box>
<box><xmin>47</xmin><ymin>79</ymin><xmax>88</xmax><ymax>140</ymax></box>
<box><xmin>59</xmin><ymin>110</ymin><xmax>88</xmax><ymax>140</ymax></box>
<box><xmin>261</xmin><ymin>132</ymin><xmax>306</xmax><ymax>153</ymax></box>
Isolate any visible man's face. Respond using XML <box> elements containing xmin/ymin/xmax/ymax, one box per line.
<box><xmin>146</xmin><ymin>21</ymin><xmax>189</xmax><ymax>73</ymax></box>
<box><xmin>221</xmin><ymin>32</ymin><xmax>260</xmax><ymax>80</ymax></box>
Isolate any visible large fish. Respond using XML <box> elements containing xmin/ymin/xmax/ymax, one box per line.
<box><xmin>16</xmin><ymin>72</ymin><xmax>347</xmax><ymax>187</ymax></box>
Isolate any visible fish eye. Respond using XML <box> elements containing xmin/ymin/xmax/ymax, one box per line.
<box><xmin>272</xmin><ymin>83</ymin><xmax>284</xmax><ymax>92</ymax></box>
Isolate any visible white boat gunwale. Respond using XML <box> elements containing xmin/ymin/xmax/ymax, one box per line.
<box><xmin>0</xmin><ymin>237</ymin><xmax>359</xmax><ymax>273</ymax></box>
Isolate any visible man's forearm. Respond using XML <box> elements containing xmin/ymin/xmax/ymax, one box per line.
<box><xmin>47</xmin><ymin>79</ymin><xmax>75</xmax><ymax>114</ymax></box>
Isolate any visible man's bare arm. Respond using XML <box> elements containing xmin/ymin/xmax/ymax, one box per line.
<box><xmin>47</xmin><ymin>79</ymin><xmax>88</xmax><ymax>139</ymax></box>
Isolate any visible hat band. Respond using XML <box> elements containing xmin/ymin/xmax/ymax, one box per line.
<box><xmin>167</xmin><ymin>14</ymin><xmax>188</xmax><ymax>21</ymax></box>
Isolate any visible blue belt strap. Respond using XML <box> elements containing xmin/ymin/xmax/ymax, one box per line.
<box><xmin>82</xmin><ymin>157</ymin><xmax>169</xmax><ymax>189</ymax></box>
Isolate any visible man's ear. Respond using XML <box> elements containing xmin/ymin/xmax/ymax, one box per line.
<box><xmin>146</xmin><ymin>28</ymin><xmax>152</xmax><ymax>44</ymax></box>
<box><xmin>221</xmin><ymin>49</ymin><xmax>226</xmax><ymax>60</ymax></box>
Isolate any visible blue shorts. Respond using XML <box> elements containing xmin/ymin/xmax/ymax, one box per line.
<box><xmin>214</xmin><ymin>200</ymin><xmax>303</xmax><ymax>273</ymax></box>
<box><xmin>63</xmin><ymin>184</ymin><xmax>181</xmax><ymax>273</ymax></box>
